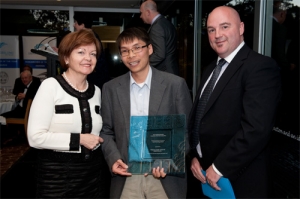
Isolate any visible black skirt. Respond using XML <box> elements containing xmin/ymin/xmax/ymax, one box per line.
<box><xmin>36</xmin><ymin>147</ymin><xmax>109</xmax><ymax>198</ymax></box>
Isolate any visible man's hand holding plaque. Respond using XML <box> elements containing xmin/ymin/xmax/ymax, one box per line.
<box><xmin>128</xmin><ymin>115</ymin><xmax>186</xmax><ymax>176</ymax></box>
<box><xmin>143</xmin><ymin>166</ymin><xmax>166</xmax><ymax>178</ymax></box>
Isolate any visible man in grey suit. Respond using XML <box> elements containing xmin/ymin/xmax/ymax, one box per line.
<box><xmin>140</xmin><ymin>0</ymin><xmax>179</xmax><ymax>75</ymax></box>
<box><xmin>101</xmin><ymin>27</ymin><xmax>192</xmax><ymax>198</ymax></box>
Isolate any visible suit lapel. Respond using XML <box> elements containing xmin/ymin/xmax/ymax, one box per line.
<box><xmin>116</xmin><ymin>73</ymin><xmax>131</xmax><ymax>139</ymax></box>
<box><xmin>204</xmin><ymin>45</ymin><xmax>250</xmax><ymax>115</ymax></box>
<box><xmin>149</xmin><ymin>68</ymin><xmax>167</xmax><ymax>115</ymax></box>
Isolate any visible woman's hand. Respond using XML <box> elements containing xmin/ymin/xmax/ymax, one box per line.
<box><xmin>80</xmin><ymin>134</ymin><xmax>103</xmax><ymax>150</ymax></box>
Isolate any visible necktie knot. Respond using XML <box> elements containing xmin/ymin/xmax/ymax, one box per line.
<box><xmin>217</xmin><ymin>58</ymin><xmax>226</xmax><ymax>67</ymax></box>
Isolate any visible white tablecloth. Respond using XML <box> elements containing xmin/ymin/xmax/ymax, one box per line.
<box><xmin>0</xmin><ymin>94</ymin><xmax>15</xmax><ymax>125</ymax></box>
<box><xmin>0</xmin><ymin>101</ymin><xmax>14</xmax><ymax>115</ymax></box>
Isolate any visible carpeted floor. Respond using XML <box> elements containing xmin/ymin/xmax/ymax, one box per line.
<box><xmin>0</xmin><ymin>131</ymin><xmax>299</xmax><ymax>198</ymax></box>
<box><xmin>0</xmin><ymin>133</ymin><xmax>37</xmax><ymax>198</ymax></box>
<box><xmin>0</xmin><ymin>140</ymin><xmax>30</xmax><ymax>176</ymax></box>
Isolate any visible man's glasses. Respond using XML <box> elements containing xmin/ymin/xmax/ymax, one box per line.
<box><xmin>120</xmin><ymin>44</ymin><xmax>149</xmax><ymax>57</ymax></box>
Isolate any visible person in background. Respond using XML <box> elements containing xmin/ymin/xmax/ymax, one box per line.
<box><xmin>188</xmin><ymin>6</ymin><xmax>281</xmax><ymax>198</ymax></box>
<box><xmin>283</xmin><ymin>10</ymin><xmax>299</xmax><ymax>134</ymax></box>
<box><xmin>2</xmin><ymin>70</ymin><xmax>40</xmax><ymax>119</ymax></box>
<box><xmin>271</xmin><ymin>1</ymin><xmax>297</xmax><ymax>134</ymax></box>
<box><xmin>271</xmin><ymin>1</ymin><xmax>289</xmax><ymax>73</ymax></box>
<box><xmin>73</xmin><ymin>13</ymin><xmax>111</xmax><ymax>90</ymax></box>
<box><xmin>140</xmin><ymin>0</ymin><xmax>179</xmax><ymax>75</ymax></box>
<box><xmin>0</xmin><ymin>69</ymin><xmax>41</xmax><ymax>142</ymax></box>
<box><xmin>12</xmin><ymin>64</ymin><xmax>40</xmax><ymax>96</ymax></box>
<box><xmin>27</xmin><ymin>29</ymin><xmax>109</xmax><ymax>198</ymax></box>
<box><xmin>100</xmin><ymin>27</ymin><xmax>192</xmax><ymax>199</ymax></box>
<box><xmin>271</xmin><ymin>1</ymin><xmax>290</xmax><ymax>97</ymax></box>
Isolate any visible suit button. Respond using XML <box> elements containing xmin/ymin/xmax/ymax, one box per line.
<box><xmin>83</xmin><ymin>108</ymin><xmax>87</xmax><ymax>112</ymax></box>
<box><xmin>85</xmin><ymin>124</ymin><xmax>89</xmax><ymax>128</ymax></box>
<box><xmin>85</xmin><ymin>154</ymin><xmax>90</xmax><ymax>159</ymax></box>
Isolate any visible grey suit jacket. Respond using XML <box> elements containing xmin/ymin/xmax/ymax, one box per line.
<box><xmin>148</xmin><ymin>15</ymin><xmax>179</xmax><ymax>75</ymax></box>
<box><xmin>101</xmin><ymin>67</ymin><xmax>192</xmax><ymax>198</ymax></box>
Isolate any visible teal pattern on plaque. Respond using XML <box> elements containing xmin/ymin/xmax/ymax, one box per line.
<box><xmin>128</xmin><ymin>115</ymin><xmax>186</xmax><ymax>175</ymax></box>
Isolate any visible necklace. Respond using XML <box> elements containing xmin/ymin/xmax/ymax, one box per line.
<box><xmin>62</xmin><ymin>72</ymin><xmax>89</xmax><ymax>93</ymax></box>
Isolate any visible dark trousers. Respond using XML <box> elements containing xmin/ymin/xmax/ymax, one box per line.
<box><xmin>1</xmin><ymin>105</ymin><xmax>25</xmax><ymax>118</ymax></box>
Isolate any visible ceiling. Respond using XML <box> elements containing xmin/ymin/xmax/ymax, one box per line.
<box><xmin>0</xmin><ymin>1</ymin><xmax>232</xmax><ymax>17</ymax></box>
<box><xmin>0</xmin><ymin>0</ymin><xmax>182</xmax><ymax>16</ymax></box>
<box><xmin>0</xmin><ymin>0</ymin><xmax>142</xmax><ymax>9</ymax></box>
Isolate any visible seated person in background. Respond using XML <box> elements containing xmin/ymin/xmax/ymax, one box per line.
<box><xmin>13</xmin><ymin>64</ymin><xmax>41</xmax><ymax>96</ymax></box>
<box><xmin>2</xmin><ymin>70</ymin><xmax>41</xmax><ymax>119</ymax></box>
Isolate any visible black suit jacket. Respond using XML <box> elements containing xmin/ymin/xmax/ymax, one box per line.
<box><xmin>3</xmin><ymin>77</ymin><xmax>41</xmax><ymax>118</ymax></box>
<box><xmin>13</xmin><ymin>76</ymin><xmax>41</xmax><ymax>96</ymax></box>
<box><xmin>148</xmin><ymin>15</ymin><xmax>179</xmax><ymax>75</ymax></box>
<box><xmin>271</xmin><ymin>19</ymin><xmax>289</xmax><ymax>71</ymax></box>
<box><xmin>188</xmin><ymin>44</ymin><xmax>281</xmax><ymax>197</ymax></box>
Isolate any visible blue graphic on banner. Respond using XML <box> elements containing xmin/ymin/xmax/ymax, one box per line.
<box><xmin>0</xmin><ymin>42</ymin><xmax>8</xmax><ymax>48</ymax></box>
<box><xmin>0</xmin><ymin>59</ymin><xmax>20</xmax><ymax>68</ymax></box>
<box><xmin>24</xmin><ymin>60</ymin><xmax>47</xmax><ymax>69</ymax></box>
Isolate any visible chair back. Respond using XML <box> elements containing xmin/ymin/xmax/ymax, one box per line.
<box><xmin>24</xmin><ymin>99</ymin><xmax>33</xmax><ymax>135</ymax></box>
<box><xmin>5</xmin><ymin>98</ymin><xmax>33</xmax><ymax>136</ymax></box>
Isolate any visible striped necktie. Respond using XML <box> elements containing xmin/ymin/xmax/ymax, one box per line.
<box><xmin>191</xmin><ymin>59</ymin><xmax>227</xmax><ymax>149</ymax></box>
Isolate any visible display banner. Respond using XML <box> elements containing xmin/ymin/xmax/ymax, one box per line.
<box><xmin>22</xmin><ymin>36</ymin><xmax>57</xmax><ymax>81</ymax></box>
<box><xmin>0</xmin><ymin>35</ymin><xmax>20</xmax><ymax>90</ymax></box>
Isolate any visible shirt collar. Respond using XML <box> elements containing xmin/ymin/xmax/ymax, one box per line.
<box><xmin>218</xmin><ymin>41</ymin><xmax>245</xmax><ymax>63</ymax></box>
<box><xmin>272</xmin><ymin>15</ymin><xmax>279</xmax><ymax>22</ymax></box>
<box><xmin>130</xmin><ymin>67</ymin><xmax>152</xmax><ymax>89</ymax></box>
<box><xmin>151</xmin><ymin>14</ymin><xmax>161</xmax><ymax>25</ymax></box>
<box><xmin>25</xmin><ymin>80</ymin><xmax>33</xmax><ymax>88</ymax></box>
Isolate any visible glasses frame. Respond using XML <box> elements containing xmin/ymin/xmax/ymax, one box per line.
<box><xmin>119</xmin><ymin>44</ymin><xmax>149</xmax><ymax>57</ymax></box>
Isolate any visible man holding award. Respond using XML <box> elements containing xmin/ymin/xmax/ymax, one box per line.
<box><xmin>100</xmin><ymin>27</ymin><xmax>192</xmax><ymax>199</ymax></box>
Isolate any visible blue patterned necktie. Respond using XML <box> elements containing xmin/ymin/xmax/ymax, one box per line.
<box><xmin>191</xmin><ymin>58</ymin><xmax>227</xmax><ymax>149</ymax></box>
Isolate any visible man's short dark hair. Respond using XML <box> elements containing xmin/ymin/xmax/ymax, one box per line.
<box><xmin>116</xmin><ymin>27</ymin><xmax>150</xmax><ymax>50</ymax></box>
<box><xmin>22</xmin><ymin>64</ymin><xmax>33</xmax><ymax>74</ymax></box>
<box><xmin>273</xmin><ymin>1</ymin><xmax>286</xmax><ymax>14</ymax></box>
<box><xmin>73</xmin><ymin>13</ymin><xmax>93</xmax><ymax>29</ymax></box>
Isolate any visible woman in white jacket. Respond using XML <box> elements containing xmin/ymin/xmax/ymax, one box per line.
<box><xmin>27</xmin><ymin>29</ymin><xmax>108</xmax><ymax>198</ymax></box>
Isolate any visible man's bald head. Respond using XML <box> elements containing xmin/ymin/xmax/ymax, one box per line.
<box><xmin>140</xmin><ymin>0</ymin><xmax>159</xmax><ymax>24</ymax></box>
<box><xmin>206</xmin><ymin>6</ymin><xmax>244</xmax><ymax>58</ymax></box>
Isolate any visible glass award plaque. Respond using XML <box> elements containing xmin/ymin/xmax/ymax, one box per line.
<box><xmin>128</xmin><ymin>115</ymin><xmax>186</xmax><ymax>175</ymax></box>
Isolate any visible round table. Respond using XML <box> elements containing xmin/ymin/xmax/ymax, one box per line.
<box><xmin>0</xmin><ymin>100</ymin><xmax>14</xmax><ymax>115</ymax></box>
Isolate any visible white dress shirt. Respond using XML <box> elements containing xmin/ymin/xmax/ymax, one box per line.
<box><xmin>19</xmin><ymin>81</ymin><xmax>32</xmax><ymax>107</ymax></box>
<box><xmin>130</xmin><ymin>67</ymin><xmax>152</xmax><ymax>116</ymax></box>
